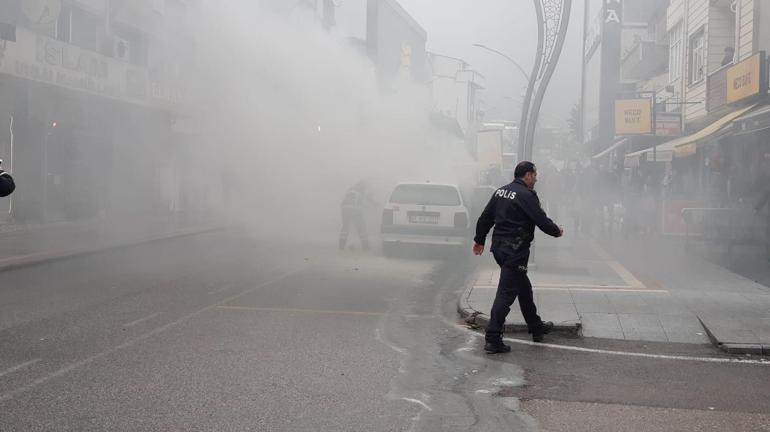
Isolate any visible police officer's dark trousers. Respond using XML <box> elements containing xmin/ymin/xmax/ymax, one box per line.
<box><xmin>485</xmin><ymin>249</ymin><xmax>542</xmax><ymax>343</ymax></box>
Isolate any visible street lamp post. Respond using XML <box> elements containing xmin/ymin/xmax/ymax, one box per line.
<box><xmin>518</xmin><ymin>0</ymin><xmax>572</xmax><ymax>162</ymax></box>
<box><xmin>473</xmin><ymin>43</ymin><xmax>531</xmax><ymax>162</ymax></box>
<box><xmin>472</xmin><ymin>43</ymin><xmax>531</xmax><ymax>83</ymax></box>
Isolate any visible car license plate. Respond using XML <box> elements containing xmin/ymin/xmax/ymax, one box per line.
<box><xmin>409</xmin><ymin>214</ymin><xmax>439</xmax><ymax>224</ymax></box>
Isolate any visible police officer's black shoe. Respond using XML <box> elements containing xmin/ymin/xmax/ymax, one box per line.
<box><xmin>532</xmin><ymin>321</ymin><xmax>554</xmax><ymax>343</ymax></box>
<box><xmin>484</xmin><ymin>341</ymin><xmax>511</xmax><ymax>354</ymax></box>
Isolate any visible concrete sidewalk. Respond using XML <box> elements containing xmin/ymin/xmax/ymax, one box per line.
<box><xmin>0</xmin><ymin>213</ymin><xmax>223</xmax><ymax>272</ymax></box>
<box><xmin>459</xmin><ymin>235</ymin><xmax>770</xmax><ymax>355</ymax></box>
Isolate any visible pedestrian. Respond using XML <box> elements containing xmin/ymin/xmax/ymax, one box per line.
<box><xmin>339</xmin><ymin>180</ymin><xmax>371</xmax><ymax>251</ymax></box>
<box><xmin>0</xmin><ymin>159</ymin><xmax>15</xmax><ymax>198</ymax></box>
<box><xmin>473</xmin><ymin>161</ymin><xmax>564</xmax><ymax>354</ymax></box>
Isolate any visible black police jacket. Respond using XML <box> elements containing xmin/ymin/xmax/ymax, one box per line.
<box><xmin>474</xmin><ymin>179</ymin><xmax>561</xmax><ymax>264</ymax></box>
<box><xmin>0</xmin><ymin>171</ymin><xmax>14</xmax><ymax>198</ymax></box>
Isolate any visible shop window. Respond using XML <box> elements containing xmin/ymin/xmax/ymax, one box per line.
<box><xmin>689</xmin><ymin>29</ymin><xmax>705</xmax><ymax>84</ymax></box>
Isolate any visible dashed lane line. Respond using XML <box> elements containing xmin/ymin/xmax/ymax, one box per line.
<box><xmin>0</xmin><ymin>268</ymin><xmax>303</xmax><ymax>403</ymax></box>
<box><xmin>216</xmin><ymin>305</ymin><xmax>433</xmax><ymax>319</ymax></box>
<box><xmin>472</xmin><ymin>285</ymin><xmax>668</xmax><ymax>293</ymax></box>
<box><xmin>122</xmin><ymin>312</ymin><xmax>161</xmax><ymax>328</ymax></box>
<box><xmin>0</xmin><ymin>359</ymin><xmax>41</xmax><ymax>379</ymax></box>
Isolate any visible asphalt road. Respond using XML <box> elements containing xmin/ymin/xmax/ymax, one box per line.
<box><xmin>1</xmin><ymin>230</ymin><xmax>769</xmax><ymax>431</ymax></box>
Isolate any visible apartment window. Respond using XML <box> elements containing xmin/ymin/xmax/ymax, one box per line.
<box><xmin>669</xmin><ymin>23</ymin><xmax>683</xmax><ymax>82</ymax></box>
<box><xmin>55</xmin><ymin>6</ymin><xmax>100</xmax><ymax>52</ymax></box>
<box><xmin>689</xmin><ymin>29</ymin><xmax>706</xmax><ymax>84</ymax></box>
<box><xmin>55</xmin><ymin>6</ymin><xmax>71</xmax><ymax>43</ymax></box>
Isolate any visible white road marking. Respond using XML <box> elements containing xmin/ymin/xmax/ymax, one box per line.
<box><xmin>0</xmin><ymin>269</ymin><xmax>303</xmax><ymax>403</ymax></box>
<box><xmin>375</xmin><ymin>328</ymin><xmax>407</xmax><ymax>354</ymax></box>
<box><xmin>123</xmin><ymin>313</ymin><xmax>161</xmax><ymax>328</ymax></box>
<box><xmin>0</xmin><ymin>359</ymin><xmax>41</xmax><ymax>378</ymax></box>
<box><xmin>473</xmin><ymin>285</ymin><xmax>667</xmax><ymax>293</ymax></box>
<box><xmin>217</xmin><ymin>305</ymin><xmax>389</xmax><ymax>317</ymax></box>
<box><xmin>501</xmin><ymin>336</ymin><xmax>770</xmax><ymax>365</ymax></box>
<box><xmin>447</xmin><ymin>321</ymin><xmax>770</xmax><ymax>365</ymax></box>
<box><xmin>401</xmin><ymin>397</ymin><xmax>433</xmax><ymax>411</ymax></box>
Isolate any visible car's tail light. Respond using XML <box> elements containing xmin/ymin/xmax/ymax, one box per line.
<box><xmin>454</xmin><ymin>212</ymin><xmax>468</xmax><ymax>228</ymax></box>
<box><xmin>382</xmin><ymin>209</ymin><xmax>394</xmax><ymax>226</ymax></box>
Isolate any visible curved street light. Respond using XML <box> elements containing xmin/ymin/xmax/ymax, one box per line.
<box><xmin>472</xmin><ymin>43</ymin><xmax>531</xmax><ymax>83</ymax></box>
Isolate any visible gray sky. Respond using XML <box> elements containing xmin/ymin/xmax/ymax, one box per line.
<box><xmin>396</xmin><ymin>0</ymin><xmax>585</xmax><ymax>126</ymax></box>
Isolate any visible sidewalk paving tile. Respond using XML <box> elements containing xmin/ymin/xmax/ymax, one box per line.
<box><xmin>606</xmin><ymin>294</ymin><xmax>651</xmax><ymax>314</ymax></box>
<box><xmin>665</xmin><ymin>332</ymin><xmax>710</xmax><ymax>344</ymax></box>
<box><xmin>657</xmin><ymin>315</ymin><xmax>703</xmax><ymax>333</ymax></box>
<box><xmin>575</xmin><ymin>301</ymin><xmax>616</xmax><ymax>314</ymax></box>
<box><xmin>617</xmin><ymin>314</ymin><xmax>665</xmax><ymax>333</ymax></box>
<box><xmin>535</xmin><ymin>290</ymin><xmax>576</xmax><ymax>304</ymax></box>
<box><xmin>579</xmin><ymin>313</ymin><xmax>624</xmax><ymax>337</ymax></box>
<box><xmin>621</xmin><ymin>330</ymin><xmax>669</xmax><ymax>342</ymax></box>
<box><xmin>570</xmin><ymin>291</ymin><xmax>611</xmax><ymax>304</ymax></box>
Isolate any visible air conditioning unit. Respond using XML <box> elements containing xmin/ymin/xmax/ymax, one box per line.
<box><xmin>113</xmin><ymin>37</ymin><xmax>131</xmax><ymax>62</ymax></box>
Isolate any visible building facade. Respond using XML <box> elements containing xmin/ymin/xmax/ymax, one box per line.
<box><xmin>0</xmin><ymin>0</ymin><xmax>191</xmax><ymax>223</ymax></box>
<box><xmin>582</xmin><ymin>0</ymin><xmax>770</xmax><ymax>234</ymax></box>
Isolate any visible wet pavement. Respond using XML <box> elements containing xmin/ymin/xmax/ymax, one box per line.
<box><xmin>462</xmin><ymin>234</ymin><xmax>770</xmax><ymax>353</ymax></box>
<box><xmin>1</xmin><ymin>229</ymin><xmax>769</xmax><ymax>431</ymax></box>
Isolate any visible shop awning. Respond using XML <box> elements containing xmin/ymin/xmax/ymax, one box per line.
<box><xmin>624</xmin><ymin>104</ymin><xmax>757</xmax><ymax>160</ymax></box>
<box><xmin>591</xmin><ymin>138</ymin><xmax>628</xmax><ymax>160</ymax></box>
<box><xmin>733</xmin><ymin>103</ymin><xmax>770</xmax><ymax>135</ymax></box>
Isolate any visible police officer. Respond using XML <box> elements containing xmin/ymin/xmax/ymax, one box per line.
<box><xmin>473</xmin><ymin>161</ymin><xmax>564</xmax><ymax>354</ymax></box>
<box><xmin>0</xmin><ymin>159</ymin><xmax>15</xmax><ymax>198</ymax></box>
<box><xmin>339</xmin><ymin>181</ymin><xmax>371</xmax><ymax>251</ymax></box>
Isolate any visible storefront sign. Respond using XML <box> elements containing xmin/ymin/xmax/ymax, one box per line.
<box><xmin>605</xmin><ymin>0</ymin><xmax>622</xmax><ymax>24</ymax></box>
<box><xmin>655</xmin><ymin>111</ymin><xmax>682</xmax><ymax>137</ymax></box>
<box><xmin>615</xmin><ymin>98</ymin><xmax>652</xmax><ymax>135</ymax></box>
<box><xmin>726</xmin><ymin>51</ymin><xmax>767</xmax><ymax>104</ymax></box>
<box><xmin>0</xmin><ymin>27</ymin><xmax>180</xmax><ymax>112</ymax></box>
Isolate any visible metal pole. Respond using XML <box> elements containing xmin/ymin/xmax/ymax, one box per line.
<box><xmin>524</xmin><ymin>0</ymin><xmax>572</xmax><ymax>161</ymax></box>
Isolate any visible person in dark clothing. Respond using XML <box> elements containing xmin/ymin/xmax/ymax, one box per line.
<box><xmin>473</xmin><ymin>161</ymin><xmax>564</xmax><ymax>354</ymax></box>
<box><xmin>721</xmin><ymin>47</ymin><xmax>735</xmax><ymax>67</ymax></box>
<box><xmin>0</xmin><ymin>160</ymin><xmax>15</xmax><ymax>198</ymax></box>
<box><xmin>339</xmin><ymin>181</ymin><xmax>371</xmax><ymax>251</ymax></box>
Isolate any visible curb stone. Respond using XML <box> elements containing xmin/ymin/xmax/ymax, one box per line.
<box><xmin>697</xmin><ymin>317</ymin><xmax>770</xmax><ymax>356</ymax></box>
<box><xmin>457</xmin><ymin>273</ymin><xmax>582</xmax><ymax>336</ymax></box>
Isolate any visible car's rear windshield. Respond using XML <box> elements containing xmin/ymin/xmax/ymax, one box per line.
<box><xmin>390</xmin><ymin>185</ymin><xmax>461</xmax><ymax>206</ymax></box>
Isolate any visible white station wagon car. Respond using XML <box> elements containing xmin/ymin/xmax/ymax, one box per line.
<box><xmin>380</xmin><ymin>182</ymin><xmax>471</xmax><ymax>253</ymax></box>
